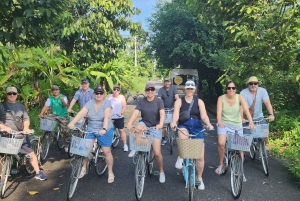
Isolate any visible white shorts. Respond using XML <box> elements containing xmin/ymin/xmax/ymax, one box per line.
<box><xmin>217</xmin><ymin>122</ymin><xmax>243</xmax><ymax>135</ymax></box>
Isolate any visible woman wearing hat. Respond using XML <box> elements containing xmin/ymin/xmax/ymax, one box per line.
<box><xmin>170</xmin><ymin>80</ymin><xmax>214</xmax><ymax>190</ymax></box>
<box><xmin>68</xmin><ymin>86</ymin><xmax>115</xmax><ymax>183</ymax></box>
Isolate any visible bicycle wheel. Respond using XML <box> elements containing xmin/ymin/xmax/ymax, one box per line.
<box><xmin>0</xmin><ymin>156</ymin><xmax>12</xmax><ymax>199</ymax></box>
<box><xmin>249</xmin><ymin>139</ymin><xmax>256</xmax><ymax>160</ymax></box>
<box><xmin>41</xmin><ymin>132</ymin><xmax>51</xmax><ymax>161</ymax></box>
<box><xmin>147</xmin><ymin>146</ymin><xmax>155</xmax><ymax>177</ymax></box>
<box><xmin>67</xmin><ymin>156</ymin><xmax>83</xmax><ymax>201</ymax></box>
<box><xmin>230</xmin><ymin>153</ymin><xmax>243</xmax><ymax>199</ymax></box>
<box><xmin>111</xmin><ymin>129</ymin><xmax>120</xmax><ymax>148</ymax></box>
<box><xmin>135</xmin><ymin>94</ymin><xmax>145</xmax><ymax>102</ymax></box>
<box><xmin>135</xmin><ymin>153</ymin><xmax>146</xmax><ymax>201</ymax></box>
<box><xmin>26</xmin><ymin>139</ymin><xmax>39</xmax><ymax>174</ymax></box>
<box><xmin>259</xmin><ymin>139</ymin><xmax>269</xmax><ymax>177</ymax></box>
<box><xmin>222</xmin><ymin>143</ymin><xmax>229</xmax><ymax>175</ymax></box>
<box><xmin>56</xmin><ymin>127</ymin><xmax>65</xmax><ymax>150</ymax></box>
<box><xmin>166</xmin><ymin>126</ymin><xmax>174</xmax><ymax>155</ymax></box>
<box><xmin>95</xmin><ymin>146</ymin><xmax>107</xmax><ymax>176</ymax></box>
<box><xmin>188</xmin><ymin>165</ymin><xmax>194</xmax><ymax>201</ymax></box>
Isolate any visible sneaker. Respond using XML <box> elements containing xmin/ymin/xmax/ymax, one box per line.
<box><xmin>196</xmin><ymin>178</ymin><xmax>205</xmax><ymax>190</ymax></box>
<box><xmin>128</xmin><ymin>150</ymin><xmax>136</xmax><ymax>157</ymax></box>
<box><xmin>35</xmin><ymin>171</ymin><xmax>47</xmax><ymax>181</ymax></box>
<box><xmin>161</xmin><ymin>139</ymin><xmax>165</xmax><ymax>146</ymax></box>
<box><xmin>123</xmin><ymin>145</ymin><xmax>129</xmax><ymax>152</ymax></box>
<box><xmin>175</xmin><ymin>156</ymin><xmax>183</xmax><ymax>169</ymax></box>
<box><xmin>159</xmin><ymin>172</ymin><xmax>166</xmax><ymax>183</ymax></box>
<box><xmin>100</xmin><ymin>148</ymin><xmax>103</xmax><ymax>153</ymax></box>
<box><xmin>64</xmin><ymin>147</ymin><xmax>69</xmax><ymax>153</ymax></box>
<box><xmin>163</xmin><ymin>139</ymin><xmax>167</xmax><ymax>144</ymax></box>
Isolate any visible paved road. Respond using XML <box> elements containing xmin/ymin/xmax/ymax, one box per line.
<box><xmin>2</xmin><ymin>80</ymin><xmax>300</xmax><ymax>201</ymax></box>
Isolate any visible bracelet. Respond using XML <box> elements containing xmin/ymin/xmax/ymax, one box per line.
<box><xmin>102</xmin><ymin>128</ymin><xmax>107</xmax><ymax>131</ymax></box>
<box><xmin>269</xmin><ymin>114</ymin><xmax>274</xmax><ymax>116</ymax></box>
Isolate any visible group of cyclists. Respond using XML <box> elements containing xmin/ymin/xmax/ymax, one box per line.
<box><xmin>0</xmin><ymin>75</ymin><xmax>274</xmax><ymax>197</ymax></box>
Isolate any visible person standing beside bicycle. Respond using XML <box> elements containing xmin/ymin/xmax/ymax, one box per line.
<box><xmin>68</xmin><ymin>78</ymin><xmax>94</xmax><ymax>112</ymax></box>
<box><xmin>170</xmin><ymin>80</ymin><xmax>214</xmax><ymax>190</ymax></box>
<box><xmin>107</xmin><ymin>84</ymin><xmax>128</xmax><ymax>152</ymax></box>
<box><xmin>240</xmin><ymin>76</ymin><xmax>275</xmax><ymax>137</ymax></box>
<box><xmin>157</xmin><ymin>78</ymin><xmax>179</xmax><ymax>145</ymax></box>
<box><xmin>215</xmin><ymin>81</ymin><xmax>254</xmax><ymax>181</ymax></box>
<box><xmin>38</xmin><ymin>85</ymin><xmax>70</xmax><ymax>152</ymax></box>
<box><xmin>126</xmin><ymin>82</ymin><xmax>166</xmax><ymax>183</ymax></box>
<box><xmin>68</xmin><ymin>86</ymin><xmax>115</xmax><ymax>183</ymax></box>
<box><xmin>0</xmin><ymin>86</ymin><xmax>47</xmax><ymax>180</ymax></box>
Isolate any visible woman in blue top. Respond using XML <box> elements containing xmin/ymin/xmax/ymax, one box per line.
<box><xmin>68</xmin><ymin>86</ymin><xmax>115</xmax><ymax>183</ymax></box>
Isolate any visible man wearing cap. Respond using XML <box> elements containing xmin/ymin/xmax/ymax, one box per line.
<box><xmin>38</xmin><ymin>85</ymin><xmax>70</xmax><ymax>151</ymax></box>
<box><xmin>240</xmin><ymin>76</ymin><xmax>275</xmax><ymax>125</ymax></box>
<box><xmin>158</xmin><ymin>78</ymin><xmax>179</xmax><ymax>145</ymax></box>
<box><xmin>107</xmin><ymin>84</ymin><xmax>128</xmax><ymax>151</ymax></box>
<box><xmin>127</xmin><ymin>82</ymin><xmax>166</xmax><ymax>183</ymax></box>
<box><xmin>68</xmin><ymin>78</ymin><xmax>94</xmax><ymax>112</ymax></box>
<box><xmin>0</xmin><ymin>87</ymin><xmax>47</xmax><ymax>180</ymax></box>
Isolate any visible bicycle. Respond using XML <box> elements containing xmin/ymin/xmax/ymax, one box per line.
<box><xmin>0</xmin><ymin>129</ymin><xmax>43</xmax><ymax>199</ymax></box>
<box><xmin>176</xmin><ymin>127</ymin><xmax>210</xmax><ymax>201</ymax></box>
<box><xmin>129</xmin><ymin>126</ymin><xmax>155</xmax><ymax>201</ymax></box>
<box><xmin>110</xmin><ymin>114</ymin><xmax>121</xmax><ymax>148</ymax></box>
<box><xmin>219</xmin><ymin>124</ymin><xmax>253</xmax><ymax>199</ymax></box>
<box><xmin>248</xmin><ymin>118</ymin><xmax>270</xmax><ymax>176</ymax></box>
<box><xmin>164</xmin><ymin>108</ymin><xmax>175</xmax><ymax>154</ymax></box>
<box><xmin>67</xmin><ymin>127</ymin><xmax>107</xmax><ymax>201</ymax></box>
<box><xmin>126</xmin><ymin>91</ymin><xmax>145</xmax><ymax>103</ymax></box>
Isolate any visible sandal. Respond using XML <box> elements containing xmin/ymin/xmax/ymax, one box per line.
<box><xmin>215</xmin><ymin>166</ymin><xmax>223</xmax><ymax>175</ymax></box>
<box><xmin>79</xmin><ymin>167</ymin><xmax>86</xmax><ymax>178</ymax></box>
<box><xmin>108</xmin><ymin>173</ymin><xmax>115</xmax><ymax>183</ymax></box>
<box><xmin>243</xmin><ymin>174</ymin><xmax>247</xmax><ymax>182</ymax></box>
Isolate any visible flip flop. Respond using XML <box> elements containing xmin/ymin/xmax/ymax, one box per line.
<box><xmin>108</xmin><ymin>173</ymin><xmax>115</xmax><ymax>183</ymax></box>
<box><xmin>215</xmin><ymin>166</ymin><xmax>223</xmax><ymax>175</ymax></box>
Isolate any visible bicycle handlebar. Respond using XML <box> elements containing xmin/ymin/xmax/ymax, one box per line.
<box><xmin>217</xmin><ymin>123</ymin><xmax>249</xmax><ymax>131</ymax></box>
<box><xmin>244</xmin><ymin>118</ymin><xmax>269</xmax><ymax>124</ymax></box>
<box><xmin>0</xmin><ymin>129</ymin><xmax>34</xmax><ymax>135</ymax></box>
<box><xmin>175</xmin><ymin>126</ymin><xmax>213</xmax><ymax>137</ymax></box>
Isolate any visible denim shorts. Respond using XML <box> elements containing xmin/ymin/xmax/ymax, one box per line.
<box><xmin>85</xmin><ymin>128</ymin><xmax>115</xmax><ymax>147</ymax></box>
<box><xmin>178</xmin><ymin>118</ymin><xmax>204</xmax><ymax>139</ymax></box>
<box><xmin>138</xmin><ymin>121</ymin><xmax>162</xmax><ymax>140</ymax></box>
<box><xmin>217</xmin><ymin>122</ymin><xmax>243</xmax><ymax>135</ymax></box>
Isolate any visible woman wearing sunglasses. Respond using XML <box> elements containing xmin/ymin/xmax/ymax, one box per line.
<box><xmin>127</xmin><ymin>82</ymin><xmax>166</xmax><ymax>183</ymax></box>
<box><xmin>68</xmin><ymin>86</ymin><xmax>115</xmax><ymax>183</ymax></box>
<box><xmin>170</xmin><ymin>80</ymin><xmax>214</xmax><ymax>190</ymax></box>
<box><xmin>215</xmin><ymin>81</ymin><xmax>254</xmax><ymax>182</ymax></box>
<box><xmin>107</xmin><ymin>84</ymin><xmax>128</xmax><ymax>152</ymax></box>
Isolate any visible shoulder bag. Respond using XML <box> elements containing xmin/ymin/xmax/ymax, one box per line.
<box><xmin>2</xmin><ymin>101</ymin><xmax>24</xmax><ymax>131</ymax></box>
<box><xmin>178</xmin><ymin>98</ymin><xmax>194</xmax><ymax>124</ymax></box>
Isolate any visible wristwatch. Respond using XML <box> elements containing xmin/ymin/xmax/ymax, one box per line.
<box><xmin>102</xmin><ymin>128</ymin><xmax>107</xmax><ymax>131</ymax></box>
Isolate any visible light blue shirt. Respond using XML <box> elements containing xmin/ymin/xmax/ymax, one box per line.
<box><xmin>73</xmin><ymin>88</ymin><xmax>94</xmax><ymax>109</ymax></box>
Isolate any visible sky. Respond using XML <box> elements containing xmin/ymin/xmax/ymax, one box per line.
<box><xmin>131</xmin><ymin>0</ymin><xmax>157</xmax><ymax>30</ymax></box>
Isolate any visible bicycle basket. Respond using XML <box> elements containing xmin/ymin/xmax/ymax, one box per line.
<box><xmin>0</xmin><ymin>137</ymin><xmax>23</xmax><ymax>155</ymax></box>
<box><xmin>69</xmin><ymin>136</ymin><xmax>94</xmax><ymax>157</ymax></box>
<box><xmin>177</xmin><ymin>139</ymin><xmax>204</xmax><ymax>159</ymax></box>
<box><xmin>226</xmin><ymin>132</ymin><xmax>253</xmax><ymax>152</ymax></box>
<box><xmin>40</xmin><ymin>118</ymin><xmax>57</xmax><ymax>131</ymax></box>
<box><xmin>69</xmin><ymin>117</ymin><xmax>86</xmax><ymax>129</ymax></box>
<box><xmin>252</xmin><ymin>124</ymin><xmax>269</xmax><ymax>138</ymax></box>
<box><xmin>164</xmin><ymin>109</ymin><xmax>173</xmax><ymax>124</ymax></box>
<box><xmin>129</xmin><ymin>132</ymin><xmax>153</xmax><ymax>152</ymax></box>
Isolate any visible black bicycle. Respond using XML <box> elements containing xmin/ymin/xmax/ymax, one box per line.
<box><xmin>126</xmin><ymin>91</ymin><xmax>145</xmax><ymax>103</ymax></box>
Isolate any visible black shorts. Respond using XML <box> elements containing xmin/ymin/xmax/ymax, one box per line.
<box><xmin>112</xmin><ymin>118</ymin><xmax>124</xmax><ymax>129</ymax></box>
<box><xmin>15</xmin><ymin>134</ymin><xmax>34</xmax><ymax>154</ymax></box>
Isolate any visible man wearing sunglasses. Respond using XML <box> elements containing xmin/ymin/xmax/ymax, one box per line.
<box><xmin>158</xmin><ymin>78</ymin><xmax>179</xmax><ymax>145</ymax></box>
<box><xmin>38</xmin><ymin>85</ymin><xmax>70</xmax><ymax>151</ymax></box>
<box><xmin>0</xmin><ymin>87</ymin><xmax>47</xmax><ymax>180</ymax></box>
<box><xmin>240</xmin><ymin>76</ymin><xmax>275</xmax><ymax>123</ymax></box>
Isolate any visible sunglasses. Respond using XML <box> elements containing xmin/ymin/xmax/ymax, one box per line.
<box><xmin>113</xmin><ymin>88</ymin><xmax>120</xmax><ymax>91</ymax></box>
<box><xmin>185</xmin><ymin>83</ymin><xmax>195</xmax><ymax>87</ymax></box>
<box><xmin>166</xmin><ymin>91</ymin><xmax>169</xmax><ymax>97</ymax></box>
<box><xmin>7</xmin><ymin>92</ymin><xmax>17</xmax><ymax>96</ymax></box>
<box><xmin>249</xmin><ymin>82</ymin><xmax>258</xmax><ymax>86</ymax></box>
<box><xmin>146</xmin><ymin>88</ymin><xmax>155</xmax><ymax>92</ymax></box>
<box><xmin>227</xmin><ymin>87</ymin><xmax>236</xmax><ymax>90</ymax></box>
<box><xmin>186</xmin><ymin>88</ymin><xmax>194</xmax><ymax>90</ymax></box>
<box><xmin>52</xmin><ymin>89</ymin><xmax>59</xmax><ymax>91</ymax></box>
<box><xmin>95</xmin><ymin>92</ymin><xmax>104</xmax><ymax>95</ymax></box>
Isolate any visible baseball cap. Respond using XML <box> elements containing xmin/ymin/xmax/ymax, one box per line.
<box><xmin>6</xmin><ymin>86</ymin><xmax>18</xmax><ymax>93</ymax></box>
<box><xmin>164</xmin><ymin>78</ymin><xmax>171</xmax><ymax>82</ymax></box>
<box><xmin>145</xmin><ymin>83</ymin><xmax>155</xmax><ymax>90</ymax></box>
<box><xmin>94</xmin><ymin>86</ymin><xmax>105</xmax><ymax>93</ymax></box>
<box><xmin>113</xmin><ymin>84</ymin><xmax>120</xmax><ymax>89</ymax></box>
<box><xmin>51</xmin><ymin>85</ymin><xmax>59</xmax><ymax>90</ymax></box>
<box><xmin>81</xmin><ymin>79</ymin><xmax>89</xmax><ymax>84</ymax></box>
<box><xmin>185</xmin><ymin>80</ymin><xmax>196</xmax><ymax>89</ymax></box>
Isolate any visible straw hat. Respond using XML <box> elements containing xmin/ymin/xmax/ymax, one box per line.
<box><xmin>247</xmin><ymin>76</ymin><xmax>262</xmax><ymax>84</ymax></box>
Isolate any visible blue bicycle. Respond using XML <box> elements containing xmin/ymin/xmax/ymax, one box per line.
<box><xmin>176</xmin><ymin>127</ymin><xmax>211</xmax><ymax>201</ymax></box>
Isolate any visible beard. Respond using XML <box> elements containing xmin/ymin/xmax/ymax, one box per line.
<box><xmin>249</xmin><ymin>87</ymin><xmax>257</xmax><ymax>91</ymax></box>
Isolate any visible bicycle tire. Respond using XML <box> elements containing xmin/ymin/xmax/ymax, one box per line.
<box><xmin>135</xmin><ymin>153</ymin><xmax>146</xmax><ymax>201</ymax></box>
<box><xmin>111</xmin><ymin>129</ymin><xmax>120</xmax><ymax>148</ymax></box>
<box><xmin>249</xmin><ymin>139</ymin><xmax>256</xmax><ymax>160</ymax></box>
<box><xmin>147</xmin><ymin>147</ymin><xmax>155</xmax><ymax>177</ymax></box>
<box><xmin>0</xmin><ymin>155</ymin><xmax>12</xmax><ymax>199</ymax></box>
<box><xmin>67</xmin><ymin>156</ymin><xmax>83</xmax><ymax>201</ymax></box>
<box><xmin>95</xmin><ymin>146</ymin><xmax>107</xmax><ymax>176</ymax></box>
<box><xmin>41</xmin><ymin>132</ymin><xmax>51</xmax><ymax>161</ymax></box>
<box><xmin>222</xmin><ymin>143</ymin><xmax>229</xmax><ymax>175</ymax></box>
<box><xmin>135</xmin><ymin>94</ymin><xmax>145</xmax><ymax>102</ymax></box>
<box><xmin>56</xmin><ymin>127</ymin><xmax>65</xmax><ymax>150</ymax></box>
<box><xmin>26</xmin><ymin>139</ymin><xmax>39</xmax><ymax>174</ymax></box>
<box><xmin>188</xmin><ymin>165</ymin><xmax>194</xmax><ymax>201</ymax></box>
<box><xmin>230</xmin><ymin>153</ymin><xmax>243</xmax><ymax>199</ymax></box>
<box><xmin>167</xmin><ymin>126</ymin><xmax>174</xmax><ymax>155</ymax></box>
<box><xmin>259</xmin><ymin>139</ymin><xmax>269</xmax><ymax>177</ymax></box>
